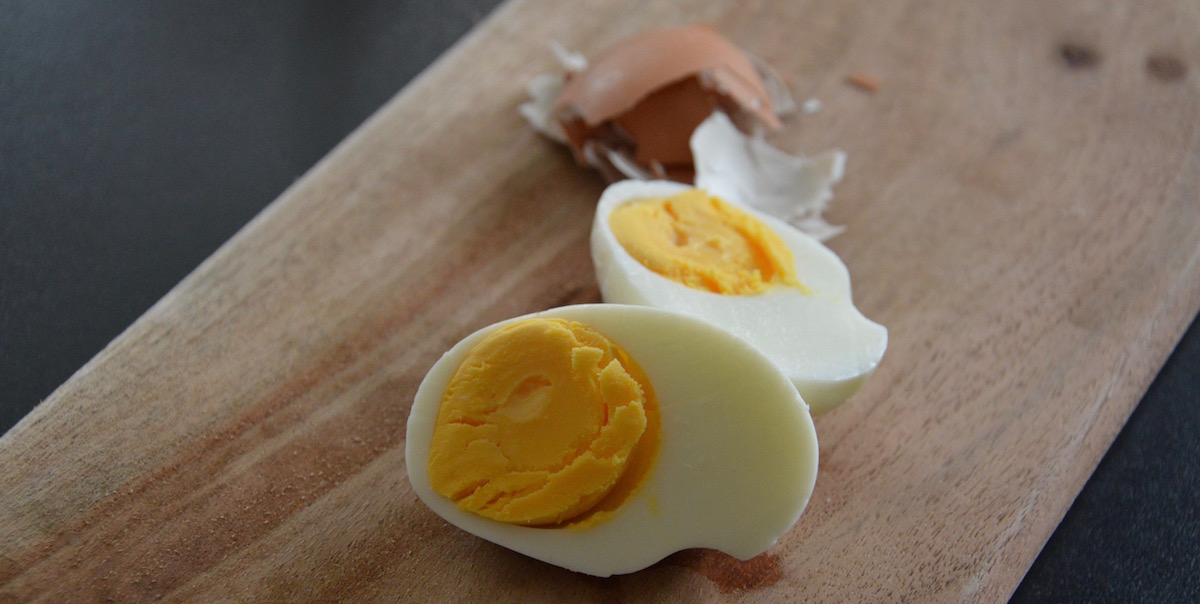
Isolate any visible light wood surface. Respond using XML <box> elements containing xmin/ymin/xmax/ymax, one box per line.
<box><xmin>3</xmin><ymin>0</ymin><xmax>1199</xmax><ymax>601</ymax></box>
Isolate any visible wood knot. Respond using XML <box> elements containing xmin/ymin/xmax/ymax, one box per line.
<box><xmin>1146</xmin><ymin>55</ymin><xmax>1186</xmax><ymax>82</ymax></box>
<box><xmin>1059</xmin><ymin>43</ymin><xmax>1100</xmax><ymax>69</ymax></box>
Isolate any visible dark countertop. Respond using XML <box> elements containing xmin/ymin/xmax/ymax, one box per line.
<box><xmin>2</xmin><ymin>2</ymin><xmax>1197</xmax><ymax>601</ymax></box>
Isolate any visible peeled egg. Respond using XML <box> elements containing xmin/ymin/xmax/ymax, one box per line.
<box><xmin>591</xmin><ymin>181</ymin><xmax>888</xmax><ymax>414</ymax></box>
<box><xmin>405</xmin><ymin>304</ymin><xmax>818</xmax><ymax>577</ymax></box>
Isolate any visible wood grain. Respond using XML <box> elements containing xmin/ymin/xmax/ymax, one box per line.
<box><xmin>3</xmin><ymin>0</ymin><xmax>1199</xmax><ymax>601</ymax></box>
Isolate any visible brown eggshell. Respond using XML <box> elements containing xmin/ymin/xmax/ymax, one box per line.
<box><xmin>552</xmin><ymin>24</ymin><xmax>783</xmax><ymax>180</ymax></box>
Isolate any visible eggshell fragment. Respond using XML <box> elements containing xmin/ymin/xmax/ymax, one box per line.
<box><xmin>692</xmin><ymin>112</ymin><xmax>847</xmax><ymax>240</ymax></box>
<box><xmin>553</xmin><ymin>25</ymin><xmax>779</xmax><ymax>130</ymax></box>
<box><xmin>523</xmin><ymin>25</ymin><xmax>795</xmax><ymax>181</ymax></box>
<box><xmin>518</xmin><ymin>42</ymin><xmax>587</xmax><ymax>144</ymax></box>
<box><xmin>520</xmin><ymin>28</ymin><xmax>848</xmax><ymax>241</ymax></box>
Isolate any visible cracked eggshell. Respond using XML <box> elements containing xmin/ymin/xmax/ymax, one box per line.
<box><xmin>549</xmin><ymin>24</ymin><xmax>792</xmax><ymax>181</ymax></box>
<box><xmin>692</xmin><ymin>112</ymin><xmax>847</xmax><ymax>240</ymax></box>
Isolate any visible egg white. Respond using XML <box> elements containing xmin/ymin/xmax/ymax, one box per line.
<box><xmin>591</xmin><ymin>180</ymin><xmax>888</xmax><ymax>414</ymax></box>
<box><xmin>405</xmin><ymin>304</ymin><xmax>818</xmax><ymax>577</ymax></box>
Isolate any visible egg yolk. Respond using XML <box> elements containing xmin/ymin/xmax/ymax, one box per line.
<box><xmin>427</xmin><ymin>318</ymin><xmax>660</xmax><ymax>527</ymax></box>
<box><xmin>608</xmin><ymin>189</ymin><xmax>806</xmax><ymax>295</ymax></box>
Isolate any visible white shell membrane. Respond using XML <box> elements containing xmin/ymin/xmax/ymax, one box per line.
<box><xmin>591</xmin><ymin>180</ymin><xmax>888</xmax><ymax>414</ymax></box>
<box><xmin>405</xmin><ymin>304</ymin><xmax>818</xmax><ymax>577</ymax></box>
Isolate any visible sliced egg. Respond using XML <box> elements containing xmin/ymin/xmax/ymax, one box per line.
<box><xmin>591</xmin><ymin>181</ymin><xmax>888</xmax><ymax>414</ymax></box>
<box><xmin>405</xmin><ymin>304</ymin><xmax>818</xmax><ymax>577</ymax></box>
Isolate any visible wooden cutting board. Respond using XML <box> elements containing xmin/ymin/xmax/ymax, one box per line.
<box><xmin>2</xmin><ymin>0</ymin><xmax>1198</xmax><ymax>601</ymax></box>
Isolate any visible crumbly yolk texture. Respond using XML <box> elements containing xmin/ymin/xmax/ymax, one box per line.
<box><xmin>427</xmin><ymin>318</ymin><xmax>660</xmax><ymax>527</ymax></box>
<box><xmin>609</xmin><ymin>189</ymin><xmax>806</xmax><ymax>295</ymax></box>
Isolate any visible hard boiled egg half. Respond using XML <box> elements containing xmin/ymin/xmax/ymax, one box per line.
<box><xmin>591</xmin><ymin>180</ymin><xmax>888</xmax><ymax>414</ymax></box>
<box><xmin>405</xmin><ymin>304</ymin><xmax>818</xmax><ymax>577</ymax></box>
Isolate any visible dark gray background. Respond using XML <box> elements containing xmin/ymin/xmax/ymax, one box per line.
<box><xmin>2</xmin><ymin>2</ymin><xmax>1197</xmax><ymax>600</ymax></box>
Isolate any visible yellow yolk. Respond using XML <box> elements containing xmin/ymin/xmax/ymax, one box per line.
<box><xmin>608</xmin><ymin>189</ymin><xmax>806</xmax><ymax>295</ymax></box>
<box><xmin>427</xmin><ymin>318</ymin><xmax>660</xmax><ymax>527</ymax></box>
